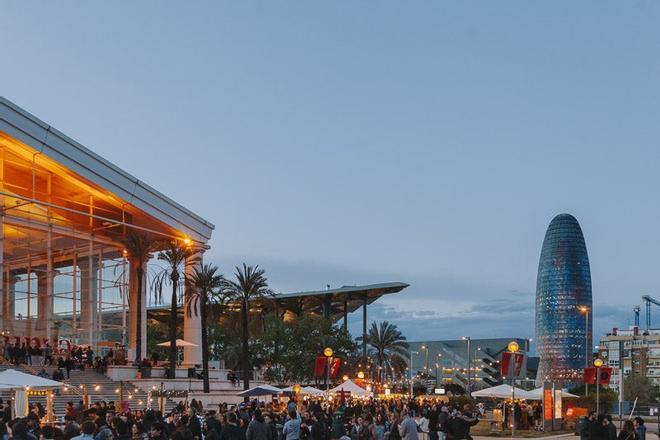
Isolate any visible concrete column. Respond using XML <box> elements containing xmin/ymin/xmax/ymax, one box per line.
<box><xmin>2</xmin><ymin>270</ymin><xmax>15</xmax><ymax>332</ymax></box>
<box><xmin>362</xmin><ymin>296</ymin><xmax>368</xmax><ymax>357</ymax></box>
<box><xmin>37</xmin><ymin>272</ymin><xmax>53</xmax><ymax>339</ymax></box>
<box><xmin>128</xmin><ymin>257</ymin><xmax>147</xmax><ymax>362</ymax></box>
<box><xmin>79</xmin><ymin>256</ymin><xmax>98</xmax><ymax>347</ymax></box>
<box><xmin>323</xmin><ymin>296</ymin><xmax>332</xmax><ymax>319</ymax></box>
<box><xmin>183</xmin><ymin>252</ymin><xmax>203</xmax><ymax>366</ymax></box>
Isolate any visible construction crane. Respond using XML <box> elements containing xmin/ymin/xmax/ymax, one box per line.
<box><xmin>634</xmin><ymin>306</ymin><xmax>640</xmax><ymax>327</ymax></box>
<box><xmin>641</xmin><ymin>295</ymin><xmax>660</xmax><ymax>332</ymax></box>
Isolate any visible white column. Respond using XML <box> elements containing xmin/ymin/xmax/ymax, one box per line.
<box><xmin>183</xmin><ymin>251</ymin><xmax>203</xmax><ymax>366</ymax></box>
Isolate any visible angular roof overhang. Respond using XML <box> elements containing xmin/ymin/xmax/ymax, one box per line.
<box><xmin>0</xmin><ymin>97</ymin><xmax>214</xmax><ymax>244</ymax></box>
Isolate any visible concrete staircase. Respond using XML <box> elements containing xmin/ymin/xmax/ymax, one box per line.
<box><xmin>0</xmin><ymin>363</ymin><xmax>176</xmax><ymax>417</ymax></box>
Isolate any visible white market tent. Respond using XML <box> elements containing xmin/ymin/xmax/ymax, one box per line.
<box><xmin>0</xmin><ymin>369</ymin><xmax>65</xmax><ymax>418</ymax></box>
<box><xmin>280</xmin><ymin>385</ymin><xmax>325</xmax><ymax>396</ymax></box>
<box><xmin>329</xmin><ymin>379</ymin><xmax>371</xmax><ymax>396</ymax></box>
<box><xmin>0</xmin><ymin>369</ymin><xmax>65</xmax><ymax>390</ymax></box>
<box><xmin>237</xmin><ymin>384</ymin><xmax>282</xmax><ymax>397</ymax></box>
<box><xmin>471</xmin><ymin>384</ymin><xmax>535</xmax><ymax>400</ymax></box>
<box><xmin>527</xmin><ymin>387</ymin><xmax>578</xmax><ymax>400</ymax></box>
<box><xmin>157</xmin><ymin>339</ymin><xmax>199</xmax><ymax>347</ymax></box>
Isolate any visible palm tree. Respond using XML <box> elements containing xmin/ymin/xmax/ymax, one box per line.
<box><xmin>364</xmin><ymin>321</ymin><xmax>409</xmax><ymax>383</ymax></box>
<box><xmin>186</xmin><ymin>263</ymin><xmax>228</xmax><ymax>393</ymax></box>
<box><xmin>223</xmin><ymin>263</ymin><xmax>274</xmax><ymax>391</ymax></box>
<box><xmin>122</xmin><ymin>232</ymin><xmax>156</xmax><ymax>363</ymax></box>
<box><xmin>152</xmin><ymin>241</ymin><xmax>200</xmax><ymax>379</ymax></box>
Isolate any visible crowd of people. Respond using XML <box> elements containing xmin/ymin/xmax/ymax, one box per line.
<box><xmin>577</xmin><ymin>412</ymin><xmax>646</xmax><ymax>440</ymax></box>
<box><xmin>0</xmin><ymin>397</ymin><xmax>486</xmax><ymax>440</ymax></box>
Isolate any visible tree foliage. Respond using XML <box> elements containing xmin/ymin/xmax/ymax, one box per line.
<box><xmin>363</xmin><ymin>321</ymin><xmax>409</xmax><ymax>382</ymax></box>
<box><xmin>255</xmin><ymin>315</ymin><xmax>356</xmax><ymax>383</ymax></box>
<box><xmin>223</xmin><ymin>264</ymin><xmax>275</xmax><ymax>391</ymax></box>
<box><xmin>624</xmin><ymin>374</ymin><xmax>660</xmax><ymax>402</ymax></box>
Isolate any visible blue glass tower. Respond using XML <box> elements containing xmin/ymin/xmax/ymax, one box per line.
<box><xmin>535</xmin><ymin>214</ymin><xmax>592</xmax><ymax>385</ymax></box>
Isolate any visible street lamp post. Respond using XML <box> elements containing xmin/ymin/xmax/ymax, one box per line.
<box><xmin>507</xmin><ymin>341</ymin><xmax>520</xmax><ymax>439</ymax></box>
<box><xmin>463</xmin><ymin>337</ymin><xmax>471</xmax><ymax>398</ymax></box>
<box><xmin>594</xmin><ymin>358</ymin><xmax>603</xmax><ymax>414</ymax></box>
<box><xmin>409</xmin><ymin>349</ymin><xmax>418</xmax><ymax>397</ymax></box>
<box><xmin>421</xmin><ymin>345</ymin><xmax>429</xmax><ymax>373</ymax></box>
<box><xmin>580</xmin><ymin>306</ymin><xmax>590</xmax><ymax>396</ymax></box>
<box><xmin>324</xmin><ymin>347</ymin><xmax>333</xmax><ymax>397</ymax></box>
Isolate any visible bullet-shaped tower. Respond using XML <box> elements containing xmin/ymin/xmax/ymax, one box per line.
<box><xmin>535</xmin><ymin>213</ymin><xmax>592</xmax><ymax>385</ymax></box>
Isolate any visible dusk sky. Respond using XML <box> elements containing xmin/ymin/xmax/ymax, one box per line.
<box><xmin>4</xmin><ymin>2</ymin><xmax>660</xmax><ymax>348</ymax></box>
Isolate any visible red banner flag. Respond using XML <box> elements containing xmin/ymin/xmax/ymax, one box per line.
<box><xmin>313</xmin><ymin>357</ymin><xmax>326</xmax><ymax>377</ymax></box>
<box><xmin>329</xmin><ymin>358</ymin><xmax>342</xmax><ymax>378</ymax></box>
<box><xmin>584</xmin><ymin>367</ymin><xmax>596</xmax><ymax>384</ymax></box>
<box><xmin>584</xmin><ymin>367</ymin><xmax>612</xmax><ymax>385</ymax></box>
<box><xmin>500</xmin><ymin>352</ymin><xmax>525</xmax><ymax>379</ymax></box>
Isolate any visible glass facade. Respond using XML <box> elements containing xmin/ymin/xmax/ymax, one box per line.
<box><xmin>535</xmin><ymin>214</ymin><xmax>592</xmax><ymax>385</ymax></box>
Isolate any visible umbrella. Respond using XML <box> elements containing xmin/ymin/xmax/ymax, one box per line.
<box><xmin>527</xmin><ymin>387</ymin><xmax>579</xmax><ymax>400</ymax></box>
<box><xmin>237</xmin><ymin>385</ymin><xmax>282</xmax><ymax>397</ymax></box>
<box><xmin>471</xmin><ymin>384</ymin><xmax>535</xmax><ymax>399</ymax></box>
<box><xmin>157</xmin><ymin>339</ymin><xmax>199</xmax><ymax>347</ymax></box>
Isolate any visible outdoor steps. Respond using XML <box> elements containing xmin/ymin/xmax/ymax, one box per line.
<box><xmin>0</xmin><ymin>364</ymin><xmax>176</xmax><ymax>417</ymax></box>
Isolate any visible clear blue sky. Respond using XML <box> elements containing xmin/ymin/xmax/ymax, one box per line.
<box><xmin>3</xmin><ymin>1</ymin><xmax>660</xmax><ymax>347</ymax></box>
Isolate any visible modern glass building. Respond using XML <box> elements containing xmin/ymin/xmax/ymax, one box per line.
<box><xmin>0</xmin><ymin>97</ymin><xmax>215</xmax><ymax>365</ymax></box>
<box><xmin>535</xmin><ymin>213</ymin><xmax>592</xmax><ymax>385</ymax></box>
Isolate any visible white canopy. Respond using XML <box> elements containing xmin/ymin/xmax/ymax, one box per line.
<box><xmin>527</xmin><ymin>387</ymin><xmax>578</xmax><ymax>400</ymax></box>
<box><xmin>471</xmin><ymin>384</ymin><xmax>535</xmax><ymax>400</ymax></box>
<box><xmin>0</xmin><ymin>369</ymin><xmax>65</xmax><ymax>390</ymax></box>
<box><xmin>329</xmin><ymin>379</ymin><xmax>371</xmax><ymax>396</ymax></box>
<box><xmin>157</xmin><ymin>339</ymin><xmax>199</xmax><ymax>347</ymax></box>
<box><xmin>280</xmin><ymin>385</ymin><xmax>325</xmax><ymax>396</ymax></box>
<box><xmin>237</xmin><ymin>384</ymin><xmax>282</xmax><ymax>397</ymax></box>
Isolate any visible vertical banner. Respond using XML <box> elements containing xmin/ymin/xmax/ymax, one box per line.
<box><xmin>329</xmin><ymin>358</ymin><xmax>342</xmax><ymax>378</ymax></box>
<box><xmin>501</xmin><ymin>352</ymin><xmax>526</xmax><ymax>379</ymax></box>
<box><xmin>313</xmin><ymin>357</ymin><xmax>326</xmax><ymax>377</ymax></box>
<box><xmin>542</xmin><ymin>382</ymin><xmax>554</xmax><ymax>432</ymax></box>
<box><xmin>554</xmin><ymin>389</ymin><xmax>562</xmax><ymax>419</ymax></box>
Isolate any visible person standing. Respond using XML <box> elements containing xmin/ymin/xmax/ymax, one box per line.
<box><xmin>632</xmin><ymin>418</ymin><xmax>645</xmax><ymax>440</ymax></box>
<box><xmin>247</xmin><ymin>410</ymin><xmax>271</xmax><ymax>440</ymax></box>
<box><xmin>283</xmin><ymin>410</ymin><xmax>302</xmax><ymax>440</ymax></box>
<box><xmin>618</xmin><ymin>420</ymin><xmax>637</xmax><ymax>440</ymax></box>
<box><xmin>605</xmin><ymin>415</ymin><xmax>617</xmax><ymax>440</ymax></box>
<box><xmin>397</xmin><ymin>411</ymin><xmax>418</xmax><ymax>440</ymax></box>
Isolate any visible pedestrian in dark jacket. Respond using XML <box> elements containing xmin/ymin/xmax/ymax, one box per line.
<box><xmin>221</xmin><ymin>413</ymin><xmax>245</xmax><ymax>440</ymax></box>
<box><xmin>247</xmin><ymin>410</ymin><xmax>270</xmax><ymax>440</ymax></box>
<box><xmin>605</xmin><ymin>415</ymin><xmax>617</xmax><ymax>440</ymax></box>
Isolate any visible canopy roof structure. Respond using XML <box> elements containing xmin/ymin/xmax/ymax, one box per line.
<box><xmin>471</xmin><ymin>384</ymin><xmax>535</xmax><ymax>400</ymax></box>
<box><xmin>0</xmin><ymin>369</ymin><xmax>65</xmax><ymax>390</ymax></box>
<box><xmin>329</xmin><ymin>379</ymin><xmax>371</xmax><ymax>396</ymax></box>
<box><xmin>0</xmin><ymin>97</ymin><xmax>214</xmax><ymax>245</ymax></box>
<box><xmin>271</xmin><ymin>282</ymin><xmax>409</xmax><ymax>322</ymax></box>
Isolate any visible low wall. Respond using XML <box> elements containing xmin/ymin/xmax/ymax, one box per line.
<box><xmin>107</xmin><ymin>366</ymin><xmax>231</xmax><ymax>381</ymax></box>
